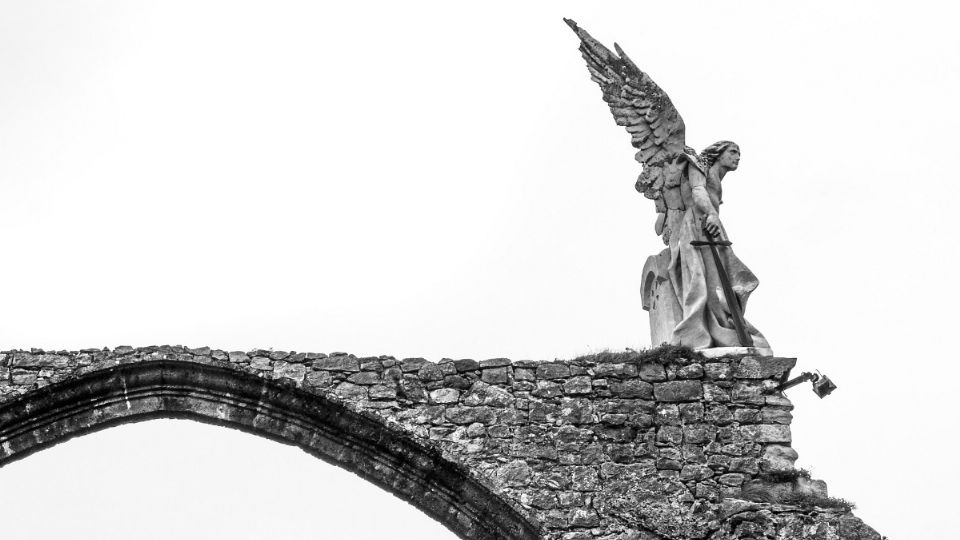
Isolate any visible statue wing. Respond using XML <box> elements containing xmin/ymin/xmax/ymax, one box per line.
<box><xmin>565</xmin><ymin>19</ymin><xmax>689</xmax><ymax>241</ymax></box>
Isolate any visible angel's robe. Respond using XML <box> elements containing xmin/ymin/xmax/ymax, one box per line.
<box><xmin>661</xmin><ymin>161</ymin><xmax>770</xmax><ymax>350</ymax></box>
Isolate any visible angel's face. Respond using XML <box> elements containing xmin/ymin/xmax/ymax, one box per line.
<box><xmin>718</xmin><ymin>145</ymin><xmax>741</xmax><ymax>171</ymax></box>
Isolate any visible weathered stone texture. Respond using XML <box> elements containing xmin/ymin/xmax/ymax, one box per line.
<box><xmin>0</xmin><ymin>348</ymin><xmax>880</xmax><ymax>540</ymax></box>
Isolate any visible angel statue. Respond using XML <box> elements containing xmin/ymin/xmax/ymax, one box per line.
<box><xmin>565</xmin><ymin>19</ymin><xmax>772</xmax><ymax>354</ymax></box>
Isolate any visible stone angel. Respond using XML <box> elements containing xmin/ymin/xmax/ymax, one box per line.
<box><xmin>565</xmin><ymin>19</ymin><xmax>771</xmax><ymax>354</ymax></box>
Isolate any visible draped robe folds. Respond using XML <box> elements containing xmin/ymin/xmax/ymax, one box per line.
<box><xmin>662</xmin><ymin>160</ymin><xmax>770</xmax><ymax>350</ymax></box>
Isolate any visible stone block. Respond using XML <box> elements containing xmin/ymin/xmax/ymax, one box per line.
<box><xmin>522</xmin><ymin>489</ymin><xmax>558</xmax><ymax>510</ymax></box>
<box><xmin>250</xmin><ymin>357</ymin><xmax>272</xmax><ymax>370</ymax></box>
<box><xmin>11</xmin><ymin>369</ymin><xmax>37</xmax><ymax>386</ymax></box>
<box><xmin>728</xmin><ymin>457</ymin><xmax>759</xmax><ymax>474</ymax></box>
<box><xmin>557</xmin><ymin>491</ymin><xmax>587</xmax><ymax>508</ymax></box>
<box><xmin>602</xmin><ymin>413</ymin><xmax>627</xmax><ymax>425</ymax></box>
<box><xmin>733</xmin><ymin>408</ymin><xmax>760</xmax><ymax>424</ymax></box>
<box><xmin>741</xmin><ymin>424</ymin><xmax>791</xmax><ymax>443</ymax></box>
<box><xmin>438</xmin><ymin>361</ymin><xmax>457</xmax><ymax>375</ymax></box>
<box><xmin>760</xmin><ymin>444</ymin><xmax>799</xmax><ymax>472</ymax></box>
<box><xmin>453</xmin><ymin>359</ymin><xmax>479</xmax><ymax>372</ymax></box>
<box><xmin>682</xmin><ymin>424</ymin><xmax>716</xmax><ymax>445</ymax></box>
<box><xmin>731</xmin><ymin>382</ymin><xmax>765</xmax><ymax>405</ymax></box>
<box><xmin>705</xmin><ymin>405</ymin><xmax>733</xmax><ymax>425</ymax></box>
<box><xmin>760</xmin><ymin>408</ymin><xmax>793</xmax><ymax>424</ymax></box>
<box><xmin>496</xmin><ymin>460</ymin><xmax>532</xmax><ymax>487</ymax></box>
<box><xmin>532</xmin><ymin>380</ymin><xmax>563</xmax><ymax>398</ymax></box>
<box><xmin>417</xmin><ymin>363</ymin><xmax>443</xmax><ymax>382</ymax></box>
<box><xmin>654</xmin><ymin>381</ymin><xmax>703</xmax><ymax>402</ymax></box>
<box><xmin>558</xmin><ymin>398</ymin><xmax>594</xmax><ymax>424</ymax></box>
<box><xmin>335</xmin><ymin>382</ymin><xmax>368</xmax><ymax>400</ymax></box>
<box><xmin>465</xmin><ymin>422</ymin><xmax>486</xmax><ymax>437</ymax></box>
<box><xmin>718</xmin><ymin>473</ymin><xmax>745</xmax><ymax>486</ymax></box>
<box><xmin>679</xmin><ymin>403</ymin><xmax>704</xmax><ymax>423</ymax></box>
<box><xmin>595</xmin><ymin>425</ymin><xmax>636</xmax><ymax>442</ymax></box>
<box><xmin>628</xmin><ymin>413</ymin><xmax>656</xmax><ymax>429</ymax></box>
<box><xmin>514</xmin><ymin>368</ymin><xmax>535</xmax><ymax>381</ymax></box>
<box><xmin>347</xmin><ymin>371</ymin><xmax>381</xmax><ymax>385</ymax></box>
<box><xmin>382</xmin><ymin>367</ymin><xmax>402</xmax><ymax>381</ymax></box>
<box><xmin>487</xmin><ymin>425</ymin><xmax>511</xmax><ymax>438</ymax></box>
<box><xmin>305</xmin><ymin>370</ymin><xmax>335</xmax><ymax>388</ymax></box>
<box><xmin>481</xmin><ymin>367</ymin><xmax>510</xmax><ymax>384</ymax></box>
<box><xmin>569</xmin><ymin>466</ymin><xmax>599</xmax><ymax>490</ymax></box>
<box><xmin>704</xmin><ymin>363</ymin><xmax>733</xmax><ymax>380</ymax></box>
<box><xmin>529</xmin><ymin>402</ymin><xmax>560</xmax><ymax>423</ymax></box>
<box><xmin>445</xmin><ymin>406</ymin><xmax>496</xmax><ymax>425</ymax></box>
<box><xmin>400</xmin><ymin>357</ymin><xmax>428</xmax><ymax>372</ymax></box>
<box><xmin>765</xmin><ymin>394</ymin><xmax>794</xmax><ymax>408</ymax></box>
<box><xmin>680</xmin><ymin>464</ymin><xmax>713</xmax><ymax>481</ymax></box>
<box><xmin>480</xmin><ymin>358</ymin><xmax>511</xmax><ymax>368</ymax></box>
<box><xmin>397</xmin><ymin>377</ymin><xmax>428</xmax><ymax>403</ymax></box>
<box><xmin>610</xmin><ymin>379</ymin><xmax>654</xmax><ymax>399</ymax></box>
<box><xmin>268</xmin><ymin>350</ymin><xmax>289</xmax><ymax>361</ymax></box>
<box><xmin>638</xmin><ymin>362</ymin><xmax>667</xmax><ymax>382</ymax></box>
<box><xmin>656</xmin><ymin>457</ymin><xmax>683</xmax><ymax>471</ymax></box>
<box><xmin>593</xmin><ymin>363</ymin><xmax>637</xmax><ymax>378</ymax></box>
<box><xmin>464</xmin><ymin>382</ymin><xmax>513</xmax><ymax>407</ymax></box>
<box><xmin>443</xmin><ymin>375</ymin><xmax>472</xmax><ymax>389</ymax></box>
<box><xmin>734</xmin><ymin>356</ymin><xmax>797</xmax><ymax>379</ymax></box>
<box><xmin>563</xmin><ymin>375</ymin><xmax>592</xmax><ymax>395</ymax></box>
<box><xmin>655</xmin><ymin>404</ymin><xmax>680</xmax><ymax>425</ymax></box>
<box><xmin>703</xmin><ymin>383</ymin><xmax>730</xmax><ymax>403</ymax></box>
<box><xmin>707</xmin><ymin>454</ymin><xmax>731</xmax><ymax>470</ymax></box>
<box><xmin>677</xmin><ymin>363</ymin><xmax>704</xmax><ymax>379</ymax></box>
<box><xmin>656</xmin><ymin>426</ymin><xmax>683</xmax><ymax>445</ymax></box>
<box><xmin>430</xmin><ymin>388</ymin><xmax>460</xmax><ymax>403</ymax></box>
<box><xmin>797</xmin><ymin>476</ymin><xmax>829</xmax><ymax>498</ymax></box>
<box><xmin>509</xmin><ymin>441</ymin><xmax>558</xmax><ymax>460</ymax></box>
<box><xmin>313</xmin><ymin>356</ymin><xmax>360</xmax><ymax>372</ymax></box>
<box><xmin>272</xmin><ymin>362</ymin><xmax>306</xmax><ymax>383</ymax></box>
<box><xmin>537</xmin><ymin>362</ymin><xmax>571</xmax><ymax>379</ymax></box>
<box><xmin>568</xmin><ymin>509</ymin><xmax>600</xmax><ymax>527</ymax></box>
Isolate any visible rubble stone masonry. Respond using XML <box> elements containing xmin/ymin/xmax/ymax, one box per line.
<box><xmin>0</xmin><ymin>347</ymin><xmax>882</xmax><ymax>539</ymax></box>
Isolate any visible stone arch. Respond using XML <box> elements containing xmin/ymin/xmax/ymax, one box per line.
<box><xmin>0</xmin><ymin>360</ymin><xmax>540</xmax><ymax>540</ymax></box>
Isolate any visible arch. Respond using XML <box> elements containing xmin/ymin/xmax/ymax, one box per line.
<box><xmin>0</xmin><ymin>360</ymin><xmax>540</xmax><ymax>540</ymax></box>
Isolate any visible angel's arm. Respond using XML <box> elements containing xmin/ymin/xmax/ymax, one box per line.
<box><xmin>687</xmin><ymin>167</ymin><xmax>721</xmax><ymax>237</ymax></box>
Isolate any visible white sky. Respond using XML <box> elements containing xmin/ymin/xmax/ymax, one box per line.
<box><xmin>0</xmin><ymin>1</ymin><xmax>957</xmax><ymax>538</ymax></box>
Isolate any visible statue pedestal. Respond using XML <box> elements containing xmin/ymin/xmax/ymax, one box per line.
<box><xmin>698</xmin><ymin>346</ymin><xmax>774</xmax><ymax>358</ymax></box>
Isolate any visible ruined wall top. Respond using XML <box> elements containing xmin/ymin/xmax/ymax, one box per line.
<box><xmin>0</xmin><ymin>346</ymin><xmax>882</xmax><ymax>540</ymax></box>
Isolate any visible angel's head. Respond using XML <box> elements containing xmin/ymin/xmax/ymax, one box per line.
<box><xmin>701</xmin><ymin>141</ymin><xmax>740</xmax><ymax>172</ymax></box>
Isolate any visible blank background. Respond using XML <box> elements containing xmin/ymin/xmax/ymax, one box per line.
<box><xmin>0</xmin><ymin>1</ymin><xmax>956</xmax><ymax>538</ymax></box>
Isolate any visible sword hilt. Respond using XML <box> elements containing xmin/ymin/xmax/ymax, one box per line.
<box><xmin>690</xmin><ymin>239</ymin><xmax>732</xmax><ymax>247</ymax></box>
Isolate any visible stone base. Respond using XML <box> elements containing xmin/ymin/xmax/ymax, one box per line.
<box><xmin>697</xmin><ymin>346</ymin><xmax>774</xmax><ymax>358</ymax></box>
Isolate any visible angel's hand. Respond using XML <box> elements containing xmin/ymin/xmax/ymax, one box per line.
<box><xmin>703</xmin><ymin>214</ymin><xmax>722</xmax><ymax>238</ymax></box>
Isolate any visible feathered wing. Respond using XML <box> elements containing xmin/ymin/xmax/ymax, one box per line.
<box><xmin>565</xmin><ymin>19</ymin><xmax>690</xmax><ymax>243</ymax></box>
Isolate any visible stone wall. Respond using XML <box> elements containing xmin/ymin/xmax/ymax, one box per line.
<box><xmin>0</xmin><ymin>346</ymin><xmax>882</xmax><ymax>540</ymax></box>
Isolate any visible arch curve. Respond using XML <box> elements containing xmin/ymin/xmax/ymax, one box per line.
<box><xmin>0</xmin><ymin>360</ymin><xmax>540</xmax><ymax>540</ymax></box>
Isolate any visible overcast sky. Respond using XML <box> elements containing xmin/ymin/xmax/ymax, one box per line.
<box><xmin>0</xmin><ymin>1</ymin><xmax>957</xmax><ymax>538</ymax></box>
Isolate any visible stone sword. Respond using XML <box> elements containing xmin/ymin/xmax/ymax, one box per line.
<box><xmin>690</xmin><ymin>229</ymin><xmax>754</xmax><ymax>347</ymax></box>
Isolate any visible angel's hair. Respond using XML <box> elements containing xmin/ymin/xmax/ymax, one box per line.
<box><xmin>700</xmin><ymin>140</ymin><xmax>738</xmax><ymax>169</ymax></box>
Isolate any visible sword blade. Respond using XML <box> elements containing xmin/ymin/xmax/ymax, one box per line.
<box><xmin>698</xmin><ymin>233</ymin><xmax>754</xmax><ymax>347</ymax></box>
